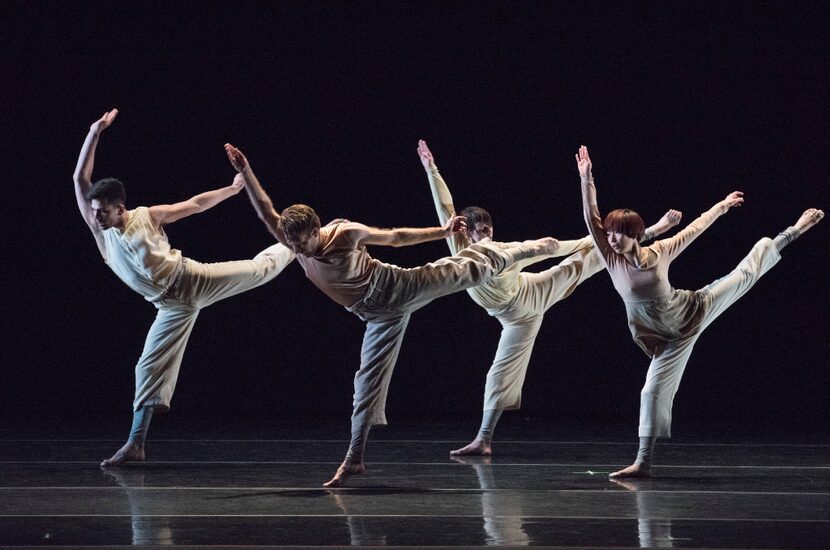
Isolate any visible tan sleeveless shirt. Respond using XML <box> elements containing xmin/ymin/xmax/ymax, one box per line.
<box><xmin>102</xmin><ymin>207</ymin><xmax>184</xmax><ymax>303</ymax></box>
<box><xmin>295</xmin><ymin>222</ymin><xmax>379</xmax><ymax>307</ymax></box>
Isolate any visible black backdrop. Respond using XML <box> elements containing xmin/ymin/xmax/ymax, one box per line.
<box><xmin>3</xmin><ymin>3</ymin><xmax>828</xmax><ymax>432</ymax></box>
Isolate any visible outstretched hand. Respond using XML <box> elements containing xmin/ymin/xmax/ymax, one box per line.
<box><xmin>90</xmin><ymin>108</ymin><xmax>119</xmax><ymax>135</ymax></box>
<box><xmin>660</xmin><ymin>209</ymin><xmax>683</xmax><ymax>228</ymax></box>
<box><xmin>224</xmin><ymin>143</ymin><xmax>249</xmax><ymax>173</ymax></box>
<box><xmin>443</xmin><ymin>212</ymin><xmax>467</xmax><ymax>235</ymax></box>
<box><xmin>722</xmin><ymin>191</ymin><xmax>744</xmax><ymax>209</ymax></box>
<box><xmin>575</xmin><ymin>145</ymin><xmax>592</xmax><ymax>179</ymax></box>
<box><xmin>230</xmin><ymin>173</ymin><xmax>246</xmax><ymax>193</ymax></box>
<box><xmin>417</xmin><ymin>139</ymin><xmax>437</xmax><ymax>171</ymax></box>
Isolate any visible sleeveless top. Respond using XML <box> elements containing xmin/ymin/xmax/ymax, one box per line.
<box><xmin>101</xmin><ymin>207</ymin><xmax>184</xmax><ymax>303</ymax></box>
<box><xmin>295</xmin><ymin>222</ymin><xmax>379</xmax><ymax>307</ymax></box>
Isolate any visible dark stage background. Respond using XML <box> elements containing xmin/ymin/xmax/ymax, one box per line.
<box><xmin>3</xmin><ymin>3</ymin><xmax>828</xmax><ymax>434</ymax></box>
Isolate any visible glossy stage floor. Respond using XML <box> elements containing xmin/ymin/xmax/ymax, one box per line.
<box><xmin>1</xmin><ymin>416</ymin><xmax>828</xmax><ymax>548</ymax></box>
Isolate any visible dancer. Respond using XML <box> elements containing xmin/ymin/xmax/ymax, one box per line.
<box><xmin>224</xmin><ymin>143</ymin><xmax>559</xmax><ymax>486</ymax></box>
<box><xmin>576</xmin><ymin>145</ymin><xmax>823</xmax><ymax>478</ymax></box>
<box><xmin>74</xmin><ymin>110</ymin><xmax>295</xmax><ymax>467</ymax></box>
<box><xmin>417</xmin><ymin>140</ymin><xmax>681</xmax><ymax>456</ymax></box>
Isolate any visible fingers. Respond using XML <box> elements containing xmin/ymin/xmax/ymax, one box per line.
<box><xmin>417</xmin><ymin>139</ymin><xmax>433</xmax><ymax>161</ymax></box>
<box><xmin>224</xmin><ymin>145</ymin><xmax>237</xmax><ymax>164</ymax></box>
<box><xmin>223</xmin><ymin>143</ymin><xmax>246</xmax><ymax>169</ymax></box>
<box><xmin>724</xmin><ymin>191</ymin><xmax>745</xmax><ymax>208</ymax></box>
<box><xmin>576</xmin><ymin>145</ymin><xmax>591</xmax><ymax>166</ymax></box>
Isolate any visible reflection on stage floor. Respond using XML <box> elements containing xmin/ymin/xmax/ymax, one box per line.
<box><xmin>1</xmin><ymin>418</ymin><xmax>827</xmax><ymax>548</ymax></box>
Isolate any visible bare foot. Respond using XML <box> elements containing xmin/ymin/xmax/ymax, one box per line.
<box><xmin>450</xmin><ymin>438</ymin><xmax>492</xmax><ymax>456</ymax></box>
<box><xmin>323</xmin><ymin>459</ymin><xmax>365</xmax><ymax>488</ymax></box>
<box><xmin>100</xmin><ymin>441</ymin><xmax>145</xmax><ymax>467</ymax></box>
<box><xmin>609</xmin><ymin>463</ymin><xmax>651</xmax><ymax>479</ymax></box>
<box><xmin>794</xmin><ymin>208</ymin><xmax>824</xmax><ymax>234</ymax></box>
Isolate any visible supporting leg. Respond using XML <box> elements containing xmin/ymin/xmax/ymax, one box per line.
<box><xmin>101</xmin><ymin>406</ymin><xmax>155</xmax><ymax>467</ymax></box>
<box><xmin>324</xmin><ymin>315</ymin><xmax>410</xmax><ymax>487</ymax></box>
<box><xmin>610</xmin><ymin>437</ymin><xmax>657</xmax><ymax>479</ymax></box>
<box><xmin>451</xmin><ymin>408</ymin><xmax>503</xmax><ymax>456</ymax></box>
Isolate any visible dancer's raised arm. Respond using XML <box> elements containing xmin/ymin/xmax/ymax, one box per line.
<box><xmin>342</xmin><ymin>214</ymin><xmax>468</xmax><ymax>249</ymax></box>
<box><xmin>147</xmin><ymin>174</ymin><xmax>246</xmax><ymax>227</ymax></box>
<box><xmin>225</xmin><ymin>143</ymin><xmax>285</xmax><ymax>243</ymax></box>
<box><xmin>73</xmin><ymin>109</ymin><xmax>119</xmax><ymax>255</ymax></box>
<box><xmin>657</xmin><ymin>191</ymin><xmax>743</xmax><ymax>261</ymax></box>
<box><xmin>418</xmin><ymin>139</ymin><xmax>468</xmax><ymax>255</ymax></box>
<box><xmin>577</xmin><ymin>145</ymin><xmax>615</xmax><ymax>260</ymax></box>
<box><xmin>643</xmin><ymin>209</ymin><xmax>683</xmax><ymax>242</ymax></box>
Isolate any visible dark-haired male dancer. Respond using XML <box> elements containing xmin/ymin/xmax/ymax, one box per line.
<box><xmin>74</xmin><ymin>109</ymin><xmax>294</xmax><ymax>466</ymax></box>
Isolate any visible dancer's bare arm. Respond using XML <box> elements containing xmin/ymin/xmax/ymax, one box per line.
<box><xmin>658</xmin><ymin>192</ymin><xmax>743</xmax><ymax>260</ymax></box>
<box><xmin>343</xmin><ymin>215</ymin><xmax>467</xmax><ymax>248</ymax></box>
<box><xmin>73</xmin><ymin>108</ymin><xmax>118</xmax><ymax>257</ymax></box>
<box><xmin>225</xmin><ymin>143</ymin><xmax>286</xmax><ymax>243</ymax></box>
<box><xmin>148</xmin><ymin>174</ymin><xmax>246</xmax><ymax>226</ymax></box>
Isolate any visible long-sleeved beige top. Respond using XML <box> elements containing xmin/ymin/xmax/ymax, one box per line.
<box><xmin>427</xmin><ymin>168</ymin><xmax>592</xmax><ymax>315</ymax></box>
<box><xmin>102</xmin><ymin>206</ymin><xmax>184</xmax><ymax>303</ymax></box>
<box><xmin>581</xmin><ymin>176</ymin><xmax>728</xmax><ymax>302</ymax></box>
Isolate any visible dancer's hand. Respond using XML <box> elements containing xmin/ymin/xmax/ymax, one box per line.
<box><xmin>90</xmin><ymin>109</ymin><xmax>118</xmax><ymax>135</ymax></box>
<box><xmin>417</xmin><ymin>139</ymin><xmax>437</xmax><ymax>171</ymax></box>
<box><xmin>224</xmin><ymin>143</ymin><xmax>249</xmax><ymax>173</ymax></box>
<box><xmin>721</xmin><ymin>191</ymin><xmax>744</xmax><ymax>209</ymax></box>
<box><xmin>575</xmin><ymin>145</ymin><xmax>592</xmax><ymax>179</ymax></box>
<box><xmin>660</xmin><ymin>209</ymin><xmax>683</xmax><ymax>229</ymax></box>
<box><xmin>443</xmin><ymin>212</ymin><xmax>467</xmax><ymax>235</ymax></box>
<box><xmin>230</xmin><ymin>173</ymin><xmax>246</xmax><ymax>193</ymax></box>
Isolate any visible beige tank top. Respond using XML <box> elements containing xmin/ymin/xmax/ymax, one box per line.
<box><xmin>102</xmin><ymin>207</ymin><xmax>184</xmax><ymax>303</ymax></box>
<box><xmin>296</xmin><ymin>223</ymin><xmax>379</xmax><ymax>307</ymax></box>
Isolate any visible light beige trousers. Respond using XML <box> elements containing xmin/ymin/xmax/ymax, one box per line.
<box><xmin>638</xmin><ymin>237</ymin><xmax>782</xmax><ymax>437</ymax></box>
<box><xmin>133</xmin><ymin>244</ymin><xmax>294</xmax><ymax>412</ymax></box>
<box><xmin>345</xmin><ymin>242</ymin><xmax>523</xmax><ymax>432</ymax></box>
<box><xmin>485</xmin><ymin>247</ymin><xmax>605</xmax><ymax>411</ymax></box>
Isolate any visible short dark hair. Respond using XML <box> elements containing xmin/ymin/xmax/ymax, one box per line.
<box><xmin>86</xmin><ymin>177</ymin><xmax>126</xmax><ymax>205</ymax></box>
<box><xmin>603</xmin><ymin>208</ymin><xmax>645</xmax><ymax>240</ymax></box>
<box><xmin>460</xmin><ymin>206</ymin><xmax>493</xmax><ymax>230</ymax></box>
<box><xmin>278</xmin><ymin>204</ymin><xmax>321</xmax><ymax>240</ymax></box>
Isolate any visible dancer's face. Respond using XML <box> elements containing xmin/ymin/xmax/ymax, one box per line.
<box><xmin>90</xmin><ymin>199</ymin><xmax>125</xmax><ymax>230</ymax></box>
<box><xmin>606</xmin><ymin>230</ymin><xmax>636</xmax><ymax>254</ymax></box>
<box><xmin>468</xmin><ymin>221</ymin><xmax>493</xmax><ymax>243</ymax></box>
<box><xmin>285</xmin><ymin>227</ymin><xmax>320</xmax><ymax>257</ymax></box>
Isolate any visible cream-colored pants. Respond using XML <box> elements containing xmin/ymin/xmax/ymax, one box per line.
<box><xmin>638</xmin><ymin>237</ymin><xmax>782</xmax><ymax>437</ymax></box>
<box><xmin>485</xmin><ymin>247</ymin><xmax>605</xmax><ymax>411</ymax></box>
<box><xmin>133</xmin><ymin>244</ymin><xmax>294</xmax><ymax>411</ymax></box>
<box><xmin>346</xmin><ymin>242</ymin><xmax>521</xmax><ymax>431</ymax></box>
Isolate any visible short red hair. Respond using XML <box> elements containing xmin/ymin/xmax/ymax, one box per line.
<box><xmin>603</xmin><ymin>209</ymin><xmax>645</xmax><ymax>240</ymax></box>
